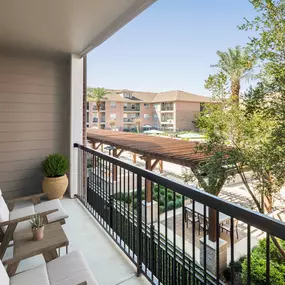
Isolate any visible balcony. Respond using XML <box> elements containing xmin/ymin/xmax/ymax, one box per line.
<box><xmin>123</xmin><ymin>118</ymin><xmax>140</xmax><ymax>123</ymax></box>
<box><xmin>161</xmin><ymin>104</ymin><xmax>174</xmax><ymax>111</ymax></box>
<box><xmin>93</xmin><ymin>105</ymin><xmax>106</xmax><ymax>112</ymax></box>
<box><xmin>93</xmin><ymin>118</ymin><xmax>106</xmax><ymax>123</ymax></box>
<box><xmin>75</xmin><ymin>143</ymin><xmax>285</xmax><ymax>285</ymax></box>
<box><xmin>124</xmin><ymin>106</ymin><xmax>140</xmax><ymax>112</ymax></box>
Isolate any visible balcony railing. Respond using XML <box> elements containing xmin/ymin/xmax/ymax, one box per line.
<box><xmin>93</xmin><ymin>118</ymin><xmax>106</xmax><ymax>123</ymax></box>
<box><xmin>124</xmin><ymin>106</ymin><xmax>140</xmax><ymax>111</ymax></box>
<box><xmin>74</xmin><ymin>143</ymin><xmax>285</xmax><ymax>285</ymax></box>
<box><xmin>123</xmin><ymin>118</ymin><xmax>139</xmax><ymax>122</ymax></box>
<box><xmin>161</xmin><ymin>106</ymin><xmax>174</xmax><ymax>111</ymax></box>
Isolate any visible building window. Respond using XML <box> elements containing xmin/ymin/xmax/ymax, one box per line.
<box><xmin>110</xmin><ymin>101</ymin><xmax>116</xmax><ymax>108</ymax></box>
<box><xmin>153</xmin><ymin>114</ymin><xmax>158</xmax><ymax>120</ymax></box>
<box><xmin>144</xmin><ymin>103</ymin><xmax>150</xmax><ymax>108</ymax></box>
<box><xmin>110</xmin><ymin>113</ymin><xmax>116</xmax><ymax>120</ymax></box>
<box><xmin>144</xmin><ymin>114</ymin><xmax>150</xmax><ymax>120</ymax></box>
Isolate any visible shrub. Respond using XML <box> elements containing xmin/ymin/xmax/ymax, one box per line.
<box><xmin>42</xmin><ymin>153</ymin><xmax>69</xmax><ymax>177</ymax></box>
<box><xmin>159</xmin><ymin>198</ymin><xmax>165</xmax><ymax>206</ymax></box>
<box><xmin>159</xmin><ymin>206</ymin><xmax>165</xmax><ymax>213</ymax></box>
<box><xmin>167</xmin><ymin>201</ymin><xmax>174</xmax><ymax>211</ymax></box>
<box><xmin>241</xmin><ymin>238</ymin><xmax>285</xmax><ymax>285</ymax></box>
<box><xmin>167</xmin><ymin>192</ymin><xmax>173</xmax><ymax>201</ymax></box>
<box><xmin>222</xmin><ymin>257</ymin><xmax>245</xmax><ymax>282</ymax></box>
<box><xmin>124</xmin><ymin>193</ymin><xmax>133</xmax><ymax>204</ymax></box>
<box><xmin>175</xmin><ymin>199</ymin><xmax>182</xmax><ymax>208</ymax></box>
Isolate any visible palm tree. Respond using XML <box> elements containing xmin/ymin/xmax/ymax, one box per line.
<box><xmin>87</xmin><ymin>87</ymin><xmax>110</xmax><ymax>129</ymax></box>
<box><xmin>212</xmin><ymin>46</ymin><xmax>255</xmax><ymax>103</ymax></box>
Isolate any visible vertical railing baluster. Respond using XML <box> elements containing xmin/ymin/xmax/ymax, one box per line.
<box><xmin>192</xmin><ymin>201</ymin><xmax>196</xmax><ymax>285</ymax></box>
<box><xmin>247</xmin><ymin>224</ymin><xmax>251</xmax><ymax>285</ymax></box>
<box><xmin>173</xmin><ymin>190</ymin><xmax>176</xmax><ymax>284</ymax></box>
<box><xmin>230</xmin><ymin>217</ymin><xmax>234</xmax><ymax>285</ymax></box>
<box><xmin>150</xmin><ymin>182</ymin><xmax>154</xmax><ymax>281</ymax></box>
<box><xmin>136</xmin><ymin>175</ymin><xmax>142</xmax><ymax>276</ymax></box>
<box><xmin>266</xmin><ymin>233</ymin><xmax>270</xmax><ymax>285</ymax></box>
<box><xmin>182</xmin><ymin>196</ymin><xmax>186</xmax><ymax>285</ymax></box>
<box><xmin>216</xmin><ymin>211</ymin><xmax>220</xmax><ymax>283</ymax></box>
<box><xmin>157</xmin><ymin>184</ymin><xmax>161</xmax><ymax>282</ymax></box>
<box><xmin>203</xmin><ymin>205</ymin><xmax>207</xmax><ymax>284</ymax></box>
<box><xmin>165</xmin><ymin>188</ymin><xmax>168</xmax><ymax>285</ymax></box>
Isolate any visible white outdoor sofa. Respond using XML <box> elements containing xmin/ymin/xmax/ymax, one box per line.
<box><xmin>1</xmin><ymin>250</ymin><xmax>99</xmax><ymax>285</ymax></box>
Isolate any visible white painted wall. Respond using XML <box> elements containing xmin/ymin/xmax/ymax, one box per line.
<box><xmin>69</xmin><ymin>54</ymin><xmax>83</xmax><ymax>197</ymax></box>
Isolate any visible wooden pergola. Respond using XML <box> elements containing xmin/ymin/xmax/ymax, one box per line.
<box><xmin>87</xmin><ymin>129</ymin><xmax>224</xmax><ymax>242</ymax></box>
<box><xmin>87</xmin><ymin>129</ymin><xmax>208</xmax><ymax>201</ymax></box>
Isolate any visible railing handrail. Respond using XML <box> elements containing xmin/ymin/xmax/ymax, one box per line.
<box><xmin>74</xmin><ymin>143</ymin><xmax>285</xmax><ymax>240</ymax></box>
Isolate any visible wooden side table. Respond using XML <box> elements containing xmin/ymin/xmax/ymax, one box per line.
<box><xmin>6</xmin><ymin>222</ymin><xmax>69</xmax><ymax>276</ymax></box>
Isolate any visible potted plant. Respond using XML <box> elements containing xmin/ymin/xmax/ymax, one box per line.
<box><xmin>30</xmin><ymin>214</ymin><xmax>44</xmax><ymax>241</ymax></box>
<box><xmin>42</xmin><ymin>153</ymin><xmax>70</xmax><ymax>200</ymax></box>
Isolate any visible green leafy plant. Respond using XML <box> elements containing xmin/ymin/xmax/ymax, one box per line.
<box><xmin>242</xmin><ymin>238</ymin><xmax>285</xmax><ymax>285</ymax></box>
<box><xmin>30</xmin><ymin>214</ymin><xmax>44</xmax><ymax>229</ymax></box>
<box><xmin>42</xmin><ymin>153</ymin><xmax>70</xmax><ymax>177</ymax></box>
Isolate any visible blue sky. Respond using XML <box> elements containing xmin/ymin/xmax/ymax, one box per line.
<box><xmin>87</xmin><ymin>0</ymin><xmax>257</xmax><ymax>96</ymax></box>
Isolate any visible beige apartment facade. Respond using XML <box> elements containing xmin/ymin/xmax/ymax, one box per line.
<box><xmin>87</xmin><ymin>89</ymin><xmax>211</xmax><ymax>132</ymax></box>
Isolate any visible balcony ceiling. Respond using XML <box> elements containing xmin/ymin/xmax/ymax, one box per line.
<box><xmin>0</xmin><ymin>0</ymin><xmax>156</xmax><ymax>57</ymax></box>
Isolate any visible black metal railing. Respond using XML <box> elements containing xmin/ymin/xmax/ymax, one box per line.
<box><xmin>74</xmin><ymin>143</ymin><xmax>285</xmax><ymax>285</ymax></box>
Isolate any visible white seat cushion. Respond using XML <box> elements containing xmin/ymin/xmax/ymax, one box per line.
<box><xmin>9</xmin><ymin>205</ymin><xmax>35</xmax><ymax>232</ymax></box>
<box><xmin>10</xmin><ymin>264</ymin><xmax>49</xmax><ymax>285</ymax></box>
<box><xmin>0</xmin><ymin>261</ymin><xmax>9</xmax><ymax>285</ymax></box>
<box><xmin>35</xmin><ymin>199</ymin><xmax>68</xmax><ymax>223</ymax></box>
<box><xmin>0</xmin><ymin>189</ymin><xmax>9</xmax><ymax>233</ymax></box>
<box><xmin>47</xmin><ymin>251</ymin><xmax>99</xmax><ymax>285</ymax></box>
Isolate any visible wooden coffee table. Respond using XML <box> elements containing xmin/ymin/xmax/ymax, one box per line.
<box><xmin>7</xmin><ymin>222</ymin><xmax>69</xmax><ymax>276</ymax></box>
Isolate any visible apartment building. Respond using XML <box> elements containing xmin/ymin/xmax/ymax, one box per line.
<box><xmin>87</xmin><ymin>89</ymin><xmax>211</xmax><ymax>131</ymax></box>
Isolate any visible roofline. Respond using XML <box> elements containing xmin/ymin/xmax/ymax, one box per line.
<box><xmin>79</xmin><ymin>0</ymin><xmax>157</xmax><ymax>57</ymax></box>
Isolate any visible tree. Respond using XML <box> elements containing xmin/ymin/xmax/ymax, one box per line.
<box><xmin>207</xmin><ymin>46</ymin><xmax>255</xmax><ymax>103</ymax></box>
<box><xmin>87</xmin><ymin>87</ymin><xmax>110</xmax><ymax>129</ymax></box>
<box><xmin>133</xmin><ymin>118</ymin><xmax>141</xmax><ymax>133</ymax></box>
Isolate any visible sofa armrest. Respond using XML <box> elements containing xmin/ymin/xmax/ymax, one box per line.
<box><xmin>6</xmin><ymin>193</ymin><xmax>47</xmax><ymax>210</ymax></box>
<box><xmin>0</xmin><ymin>209</ymin><xmax>58</xmax><ymax>227</ymax></box>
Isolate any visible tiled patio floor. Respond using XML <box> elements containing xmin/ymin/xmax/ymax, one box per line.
<box><xmin>3</xmin><ymin>197</ymin><xmax>149</xmax><ymax>285</ymax></box>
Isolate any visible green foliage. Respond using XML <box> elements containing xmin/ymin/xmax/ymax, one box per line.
<box><xmin>42</xmin><ymin>153</ymin><xmax>69</xmax><ymax>177</ymax></box>
<box><xmin>241</xmin><ymin>238</ymin><xmax>285</xmax><ymax>285</ymax></box>
<box><xmin>87</xmin><ymin>87</ymin><xmax>110</xmax><ymax>103</ymax></box>
<box><xmin>167</xmin><ymin>201</ymin><xmax>174</xmax><ymax>211</ymax></box>
<box><xmin>222</xmin><ymin>255</ymin><xmax>245</xmax><ymax>282</ymax></box>
<box><xmin>174</xmin><ymin>199</ymin><xmax>182</xmax><ymax>208</ymax></box>
<box><xmin>30</xmin><ymin>214</ymin><xmax>44</xmax><ymax>229</ymax></box>
<box><xmin>206</xmin><ymin>45</ymin><xmax>256</xmax><ymax>102</ymax></box>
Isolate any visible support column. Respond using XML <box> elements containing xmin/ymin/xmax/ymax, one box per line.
<box><xmin>112</xmin><ymin>149</ymin><xmax>117</xmax><ymax>181</ymax></box>
<box><xmin>159</xmin><ymin>160</ymin><xmax>163</xmax><ymax>173</ymax></box>
<box><xmin>133</xmin><ymin>153</ymin><xmax>137</xmax><ymax>164</ymax></box>
<box><xmin>145</xmin><ymin>157</ymin><xmax>152</xmax><ymax>203</ymax></box>
<box><xmin>70</xmin><ymin>54</ymin><xmax>83</xmax><ymax>198</ymax></box>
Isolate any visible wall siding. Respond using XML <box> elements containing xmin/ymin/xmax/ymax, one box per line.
<box><xmin>0</xmin><ymin>52</ymin><xmax>70</xmax><ymax>199</ymax></box>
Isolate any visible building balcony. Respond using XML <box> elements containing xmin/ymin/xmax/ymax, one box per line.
<box><xmin>161</xmin><ymin>104</ymin><xmax>174</xmax><ymax>111</ymax></box>
<box><xmin>161</xmin><ymin>119</ymin><xmax>174</xmax><ymax>124</ymax></box>
<box><xmin>123</xmin><ymin>107</ymin><xmax>140</xmax><ymax>112</ymax></box>
<box><xmin>123</xmin><ymin>118</ymin><xmax>140</xmax><ymax>123</ymax></box>
<box><xmin>93</xmin><ymin>118</ymin><xmax>106</xmax><ymax>123</ymax></box>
